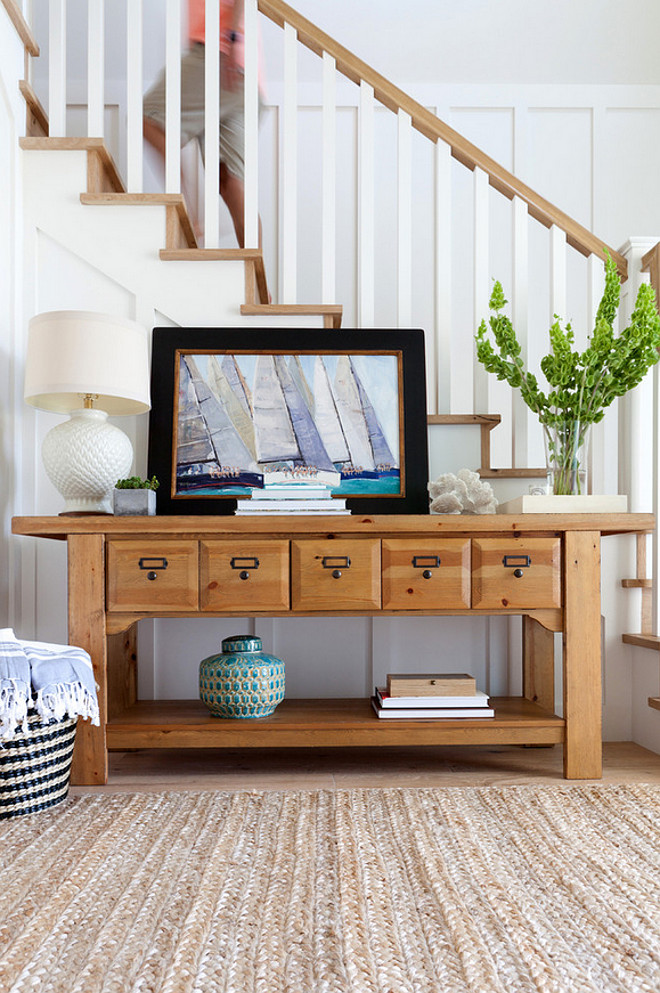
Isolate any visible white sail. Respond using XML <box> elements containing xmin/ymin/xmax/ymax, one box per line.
<box><xmin>289</xmin><ymin>355</ymin><xmax>314</xmax><ymax>411</ymax></box>
<box><xmin>184</xmin><ymin>356</ymin><xmax>258</xmax><ymax>471</ymax></box>
<box><xmin>313</xmin><ymin>356</ymin><xmax>350</xmax><ymax>463</ymax></box>
<box><xmin>351</xmin><ymin>359</ymin><xmax>397</xmax><ymax>467</ymax></box>
<box><xmin>274</xmin><ymin>355</ymin><xmax>337</xmax><ymax>472</ymax></box>
<box><xmin>207</xmin><ymin>355</ymin><xmax>257</xmax><ymax>459</ymax></box>
<box><xmin>252</xmin><ymin>354</ymin><xmax>300</xmax><ymax>463</ymax></box>
<box><xmin>176</xmin><ymin>358</ymin><xmax>216</xmax><ymax>466</ymax></box>
<box><xmin>333</xmin><ymin>355</ymin><xmax>375</xmax><ymax>469</ymax></box>
<box><xmin>221</xmin><ymin>354</ymin><xmax>253</xmax><ymax>417</ymax></box>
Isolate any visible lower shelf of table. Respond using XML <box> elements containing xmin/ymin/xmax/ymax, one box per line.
<box><xmin>106</xmin><ymin>697</ymin><xmax>565</xmax><ymax>749</ymax></box>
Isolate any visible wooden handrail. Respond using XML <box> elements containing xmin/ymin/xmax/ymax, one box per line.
<box><xmin>258</xmin><ymin>0</ymin><xmax>627</xmax><ymax>281</ymax></box>
<box><xmin>1</xmin><ymin>0</ymin><xmax>39</xmax><ymax>56</ymax></box>
<box><xmin>641</xmin><ymin>242</ymin><xmax>660</xmax><ymax>305</ymax></box>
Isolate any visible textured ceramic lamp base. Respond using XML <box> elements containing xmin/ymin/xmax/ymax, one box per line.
<box><xmin>42</xmin><ymin>409</ymin><xmax>133</xmax><ymax>515</ymax></box>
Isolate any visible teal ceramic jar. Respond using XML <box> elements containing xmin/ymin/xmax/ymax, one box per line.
<box><xmin>199</xmin><ymin>635</ymin><xmax>285</xmax><ymax>718</ymax></box>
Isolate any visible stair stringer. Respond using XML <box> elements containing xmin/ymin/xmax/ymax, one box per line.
<box><xmin>21</xmin><ymin>146</ymin><xmax>329</xmax><ymax>330</ymax></box>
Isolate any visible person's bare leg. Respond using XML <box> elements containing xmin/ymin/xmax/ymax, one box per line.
<box><xmin>219</xmin><ymin>164</ymin><xmax>270</xmax><ymax>300</ymax></box>
<box><xmin>143</xmin><ymin>117</ymin><xmax>167</xmax><ymax>159</ymax></box>
<box><xmin>144</xmin><ymin>117</ymin><xmax>202</xmax><ymax>240</ymax></box>
<box><xmin>219</xmin><ymin>162</ymin><xmax>246</xmax><ymax>248</ymax></box>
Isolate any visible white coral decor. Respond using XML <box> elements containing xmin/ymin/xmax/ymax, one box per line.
<box><xmin>428</xmin><ymin>469</ymin><xmax>497</xmax><ymax>515</ymax></box>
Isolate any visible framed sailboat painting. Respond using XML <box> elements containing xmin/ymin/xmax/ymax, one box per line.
<box><xmin>148</xmin><ymin>328</ymin><xmax>429</xmax><ymax>515</ymax></box>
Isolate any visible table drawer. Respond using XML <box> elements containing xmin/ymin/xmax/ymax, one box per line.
<box><xmin>382</xmin><ymin>539</ymin><xmax>471</xmax><ymax>609</ymax></box>
<box><xmin>472</xmin><ymin>538</ymin><xmax>561</xmax><ymax>609</ymax></box>
<box><xmin>291</xmin><ymin>539</ymin><xmax>381</xmax><ymax>610</ymax></box>
<box><xmin>106</xmin><ymin>540</ymin><xmax>199</xmax><ymax>611</ymax></box>
<box><xmin>200</xmin><ymin>540</ymin><xmax>290</xmax><ymax>611</ymax></box>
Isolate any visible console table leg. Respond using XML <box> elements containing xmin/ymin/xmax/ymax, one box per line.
<box><xmin>107</xmin><ymin>624</ymin><xmax>138</xmax><ymax>719</ymax></box>
<box><xmin>522</xmin><ymin>616</ymin><xmax>555</xmax><ymax>713</ymax></box>
<box><xmin>563</xmin><ymin>531</ymin><xmax>602</xmax><ymax>779</ymax></box>
<box><xmin>67</xmin><ymin>533</ymin><xmax>108</xmax><ymax>785</ymax></box>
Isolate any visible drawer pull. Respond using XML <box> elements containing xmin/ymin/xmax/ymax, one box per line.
<box><xmin>139</xmin><ymin>557</ymin><xmax>168</xmax><ymax>570</ymax></box>
<box><xmin>332</xmin><ymin>569</ymin><xmax>342</xmax><ymax>579</ymax></box>
<box><xmin>322</xmin><ymin>556</ymin><xmax>351</xmax><ymax>569</ymax></box>
<box><xmin>513</xmin><ymin>569</ymin><xmax>524</xmax><ymax>578</ymax></box>
<box><xmin>239</xmin><ymin>571</ymin><xmax>250</xmax><ymax>581</ymax></box>
<box><xmin>147</xmin><ymin>571</ymin><xmax>158</xmax><ymax>581</ymax></box>
<box><xmin>231</xmin><ymin>557</ymin><xmax>260</xmax><ymax>570</ymax></box>
<box><xmin>502</xmin><ymin>555</ymin><xmax>531</xmax><ymax>568</ymax></box>
<box><xmin>412</xmin><ymin>555</ymin><xmax>440</xmax><ymax>568</ymax></box>
<box><xmin>422</xmin><ymin>570</ymin><xmax>433</xmax><ymax>580</ymax></box>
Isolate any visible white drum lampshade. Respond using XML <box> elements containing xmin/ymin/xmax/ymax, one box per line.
<box><xmin>24</xmin><ymin>311</ymin><xmax>151</xmax><ymax>515</ymax></box>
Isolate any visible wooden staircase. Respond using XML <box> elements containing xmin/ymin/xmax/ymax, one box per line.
<box><xmin>19</xmin><ymin>132</ymin><xmax>342</xmax><ymax>322</ymax></box>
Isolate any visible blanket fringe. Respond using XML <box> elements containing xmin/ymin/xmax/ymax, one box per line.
<box><xmin>34</xmin><ymin>682</ymin><xmax>100</xmax><ymax>727</ymax></box>
<box><xmin>0</xmin><ymin>680</ymin><xmax>30</xmax><ymax>742</ymax></box>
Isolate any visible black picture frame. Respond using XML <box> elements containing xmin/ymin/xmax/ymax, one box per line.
<box><xmin>148</xmin><ymin>327</ymin><xmax>429</xmax><ymax>515</ymax></box>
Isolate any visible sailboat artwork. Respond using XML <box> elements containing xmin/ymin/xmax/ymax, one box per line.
<box><xmin>173</xmin><ymin>350</ymin><xmax>402</xmax><ymax>498</ymax></box>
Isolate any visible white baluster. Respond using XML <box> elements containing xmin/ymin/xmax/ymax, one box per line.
<box><xmin>549</xmin><ymin>225</ymin><xmax>567</xmax><ymax>321</ymax></box>
<box><xmin>281</xmin><ymin>21</ymin><xmax>298</xmax><ymax>301</ymax></box>
<box><xmin>434</xmin><ymin>137</ymin><xmax>451</xmax><ymax>415</ymax></box>
<box><xmin>473</xmin><ymin>166</ymin><xmax>489</xmax><ymax>415</ymax></box>
<box><xmin>243</xmin><ymin>0</ymin><xmax>259</xmax><ymax>250</ymax></box>
<box><xmin>587</xmin><ymin>253</ymin><xmax>605</xmax><ymax>495</ymax></box>
<box><xmin>165</xmin><ymin>0</ymin><xmax>181</xmax><ymax>194</ymax></box>
<box><xmin>622</xmin><ymin>239</ymin><xmax>657</xmax><ymax>509</ymax></box>
<box><xmin>126</xmin><ymin>0</ymin><xmax>143</xmax><ymax>192</ymax></box>
<box><xmin>204</xmin><ymin>0</ymin><xmax>220</xmax><ymax>248</ymax></box>
<box><xmin>512</xmin><ymin>196</ymin><xmax>530</xmax><ymax>468</ymax></box>
<box><xmin>321</xmin><ymin>51</ymin><xmax>336</xmax><ymax>305</ymax></box>
<box><xmin>87</xmin><ymin>0</ymin><xmax>104</xmax><ymax>137</ymax></box>
<box><xmin>654</xmin><ymin>344</ymin><xmax>660</xmax><ymax>635</ymax></box>
<box><xmin>48</xmin><ymin>0</ymin><xmax>66</xmax><ymax>137</ymax></box>
<box><xmin>397</xmin><ymin>110</ymin><xmax>412</xmax><ymax>328</ymax></box>
<box><xmin>359</xmin><ymin>80</ymin><xmax>375</xmax><ymax>328</ymax></box>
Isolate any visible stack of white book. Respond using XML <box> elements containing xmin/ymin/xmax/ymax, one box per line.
<box><xmin>371</xmin><ymin>672</ymin><xmax>494</xmax><ymax>719</ymax></box>
<box><xmin>235</xmin><ymin>483</ymin><xmax>350</xmax><ymax>515</ymax></box>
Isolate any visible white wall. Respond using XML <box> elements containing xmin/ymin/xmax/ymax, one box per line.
<box><xmin>285</xmin><ymin>0</ymin><xmax>660</xmax><ymax>88</ymax></box>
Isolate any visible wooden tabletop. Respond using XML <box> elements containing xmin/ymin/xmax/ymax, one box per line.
<box><xmin>11</xmin><ymin>512</ymin><xmax>655</xmax><ymax>540</ymax></box>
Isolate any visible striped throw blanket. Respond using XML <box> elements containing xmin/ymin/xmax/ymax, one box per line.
<box><xmin>0</xmin><ymin>628</ymin><xmax>99</xmax><ymax>743</ymax></box>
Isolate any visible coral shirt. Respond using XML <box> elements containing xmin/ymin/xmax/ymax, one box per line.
<box><xmin>188</xmin><ymin>0</ymin><xmax>242</xmax><ymax>58</ymax></box>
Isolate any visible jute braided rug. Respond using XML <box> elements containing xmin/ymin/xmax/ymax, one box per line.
<box><xmin>1</xmin><ymin>785</ymin><xmax>660</xmax><ymax>992</ymax></box>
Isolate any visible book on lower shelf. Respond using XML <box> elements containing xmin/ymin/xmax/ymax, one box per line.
<box><xmin>375</xmin><ymin>687</ymin><xmax>491</xmax><ymax>709</ymax></box>
<box><xmin>386</xmin><ymin>673</ymin><xmax>477</xmax><ymax>697</ymax></box>
<box><xmin>371</xmin><ymin>697</ymin><xmax>495</xmax><ymax>719</ymax></box>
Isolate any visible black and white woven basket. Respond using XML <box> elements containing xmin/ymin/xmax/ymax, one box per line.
<box><xmin>0</xmin><ymin>713</ymin><xmax>77</xmax><ymax>820</ymax></box>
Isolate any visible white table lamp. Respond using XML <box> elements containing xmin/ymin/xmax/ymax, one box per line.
<box><xmin>24</xmin><ymin>311</ymin><xmax>151</xmax><ymax>515</ymax></box>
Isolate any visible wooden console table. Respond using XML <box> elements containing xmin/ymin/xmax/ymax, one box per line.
<box><xmin>11</xmin><ymin>513</ymin><xmax>654</xmax><ymax>784</ymax></box>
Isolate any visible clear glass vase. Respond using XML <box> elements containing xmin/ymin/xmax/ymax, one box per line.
<box><xmin>543</xmin><ymin>420</ymin><xmax>591</xmax><ymax>496</ymax></box>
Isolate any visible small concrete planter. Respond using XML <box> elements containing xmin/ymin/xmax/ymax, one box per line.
<box><xmin>113</xmin><ymin>488</ymin><xmax>157</xmax><ymax>516</ymax></box>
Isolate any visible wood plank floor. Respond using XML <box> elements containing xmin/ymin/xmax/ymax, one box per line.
<box><xmin>69</xmin><ymin>741</ymin><xmax>660</xmax><ymax>794</ymax></box>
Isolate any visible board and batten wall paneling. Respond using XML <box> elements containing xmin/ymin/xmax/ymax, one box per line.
<box><xmin>10</xmin><ymin>69</ymin><xmax>660</xmax><ymax>745</ymax></box>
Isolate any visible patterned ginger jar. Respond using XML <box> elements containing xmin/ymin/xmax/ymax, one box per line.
<box><xmin>199</xmin><ymin>635</ymin><xmax>285</xmax><ymax>718</ymax></box>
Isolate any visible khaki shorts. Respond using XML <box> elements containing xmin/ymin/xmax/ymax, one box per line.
<box><xmin>144</xmin><ymin>43</ymin><xmax>260</xmax><ymax>182</ymax></box>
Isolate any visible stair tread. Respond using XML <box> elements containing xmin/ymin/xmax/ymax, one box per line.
<box><xmin>622</xmin><ymin>633</ymin><xmax>660</xmax><ymax>649</ymax></box>
<box><xmin>241</xmin><ymin>303</ymin><xmax>342</xmax><ymax>329</ymax></box>
<box><xmin>82</xmin><ymin>193</ymin><xmax>190</xmax><ymax>205</ymax></box>
<box><xmin>160</xmin><ymin>248</ymin><xmax>263</xmax><ymax>260</ymax></box>
<box><xmin>241</xmin><ymin>303</ymin><xmax>342</xmax><ymax>313</ymax></box>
